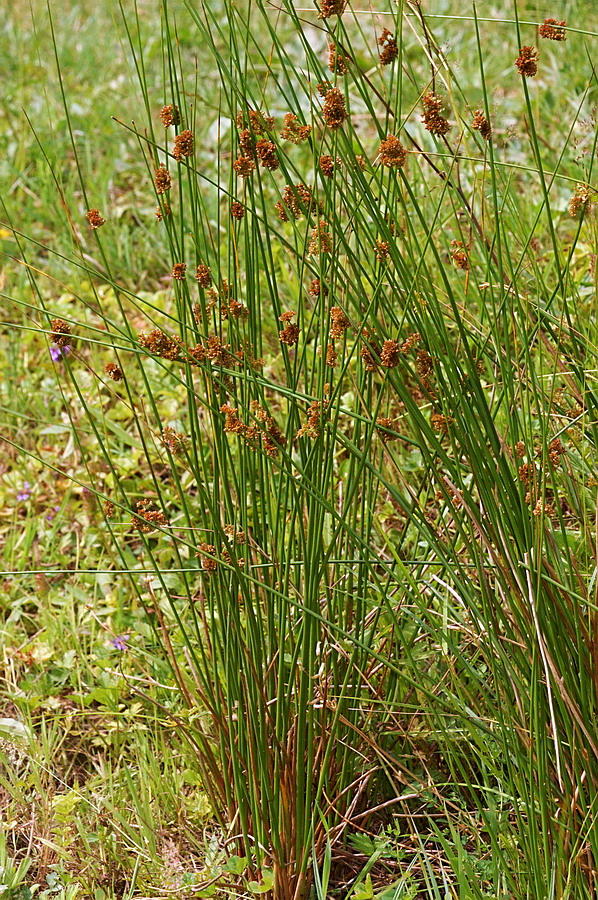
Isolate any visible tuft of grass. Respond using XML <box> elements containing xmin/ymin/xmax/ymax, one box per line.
<box><xmin>2</xmin><ymin>0</ymin><xmax>598</xmax><ymax>898</ymax></box>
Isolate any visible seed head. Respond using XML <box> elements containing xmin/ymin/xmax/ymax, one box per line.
<box><xmin>238</xmin><ymin>128</ymin><xmax>256</xmax><ymax>158</ymax></box>
<box><xmin>322</xmin><ymin>87</ymin><xmax>347</xmax><ymax>129</ymax></box>
<box><xmin>539</xmin><ymin>18</ymin><xmax>566</xmax><ymax>41</ymax></box>
<box><xmin>172</xmin><ymin>263</ymin><xmax>187</xmax><ymax>281</ymax></box>
<box><xmin>472</xmin><ymin>109</ymin><xmax>492</xmax><ymax>140</ymax></box>
<box><xmin>308</xmin><ymin>220</ymin><xmax>333</xmax><ymax>255</ymax></box>
<box><xmin>279</xmin><ymin>311</ymin><xmax>300</xmax><ymax>345</ymax></box>
<box><xmin>236</xmin><ymin>109</ymin><xmax>274</xmax><ymax>135</ymax></box>
<box><xmin>569</xmin><ymin>183</ymin><xmax>594</xmax><ymax>218</ymax></box>
<box><xmin>198</xmin><ymin>543</ymin><xmax>219</xmax><ymax>574</ymax></box>
<box><xmin>380</xmin><ymin>339</ymin><xmax>401</xmax><ymax>368</ymax></box>
<box><xmin>318</xmin><ymin>0</ymin><xmax>346</xmax><ymax>19</ymax></box>
<box><xmin>173</xmin><ymin>129</ymin><xmax>194</xmax><ymax>160</ymax></box>
<box><xmin>451</xmin><ymin>240</ymin><xmax>469</xmax><ymax>271</ymax></box>
<box><xmin>421</xmin><ymin>92</ymin><xmax>451</xmax><ymax>136</ymax></box>
<box><xmin>401</xmin><ymin>332</ymin><xmax>420</xmax><ymax>353</ymax></box>
<box><xmin>325</xmin><ymin>343</ymin><xmax>337</xmax><ymax>367</ymax></box>
<box><xmin>378</xmin><ymin>134</ymin><xmax>407</xmax><ymax>168</ymax></box>
<box><xmin>515</xmin><ymin>46</ymin><xmax>539</xmax><ymax>77</ymax></box>
<box><xmin>156</xmin><ymin>203</ymin><xmax>171</xmax><ymax>221</ymax></box>
<box><xmin>105</xmin><ymin>362</ymin><xmax>124</xmax><ymax>382</ymax></box>
<box><xmin>139</xmin><ymin>329</ymin><xmax>182</xmax><ymax>361</ymax></box>
<box><xmin>310</xmin><ymin>278</ymin><xmax>328</xmax><ymax>299</ymax></box>
<box><xmin>231</xmin><ymin>201</ymin><xmax>245</xmax><ymax>219</ymax></box>
<box><xmin>320</xmin><ymin>154</ymin><xmax>341</xmax><ymax>177</ymax></box>
<box><xmin>329</xmin><ymin>306</ymin><xmax>350</xmax><ymax>338</ymax></box>
<box><xmin>378</xmin><ymin>28</ymin><xmax>398</xmax><ymax>66</ymax></box>
<box><xmin>375</xmin><ymin>240</ymin><xmax>390</xmax><ymax>262</ymax></box>
<box><xmin>376</xmin><ymin>417</ymin><xmax>399</xmax><ymax>443</ymax></box>
<box><xmin>86</xmin><ymin>209</ymin><xmax>106</xmax><ymax>229</ymax></box>
<box><xmin>431</xmin><ymin>412</ymin><xmax>453</xmax><ymax>434</ymax></box>
<box><xmin>195</xmin><ymin>263</ymin><xmax>212</xmax><ymax>288</ymax></box>
<box><xmin>280</xmin><ymin>113</ymin><xmax>312</xmax><ymax>143</ymax></box>
<box><xmin>256</xmin><ymin>140</ymin><xmax>279</xmax><ymax>170</ymax></box>
<box><xmin>160</xmin><ymin>104</ymin><xmax>180</xmax><ymax>128</ymax></box>
<box><xmin>154</xmin><ymin>164</ymin><xmax>172</xmax><ymax>194</ymax></box>
<box><xmin>50</xmin><ymin>318</ymin><xmax>72</xmax><ymax>347</ymax></box>
<box><xmin>328</xmin><ymin>42</ymin><xmax>350</xmax><ymax>75</ymax></box>
<box><xmin>132</xmin><ymin>499</ymin><xmax>168</xmax><ymax>533</ymax></box>
<box><xmin>233</xmin><ymin>155</ymin><xmax>255</xmax><ymax>177</ymax></box>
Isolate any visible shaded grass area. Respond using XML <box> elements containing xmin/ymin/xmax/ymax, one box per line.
<box><xmin>1</xmin><ymin>0</ymin><xmax>598</xmax><ymax>898</ymax></box>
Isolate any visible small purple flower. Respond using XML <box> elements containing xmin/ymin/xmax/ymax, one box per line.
<box><xmin>50</xmin><ymin>345</ymin><xmax>71</xmax><ymax>362</ymax></box>
<box><xmin>111</xmin><ymin>634</ymin><xmax>130</xmax><ymax>651</ymax></box>
<box><xmin>17</xmin><ymin>481</ymin><xmax>32</xmax><ymax>502</ymax></box>
<box><xmin>46</xmin><ymin>504</ymin><xmax>61</xmax><ymax>522</ymax></box>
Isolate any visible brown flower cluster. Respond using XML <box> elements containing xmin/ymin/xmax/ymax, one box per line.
<box><xmin>154</xmin><ymin>164</ymin><xmax>172</xmax><ymax>194</ymax></box>
<box><xmin>422</xmin><ymin>92</ymin><xmax>451</xmax><ymax>136</ymax></box>
<box><xmin>50</xmin><ymin>318</ymin><xmax>72</xmax><ymax>347</ymax></box>
<box><xmin>451</xmin><ymin>240</ymin><xmax>470</xmax><ymax>271</ymax></box>
<box><xmin>162</xmin><ymin>425</ymin><xmax>188</xmax><ymax>455</ymax></box>
<box><xmin>380</xmin><ymin>339</ymin><xmax>401</xmax><ymax>368</ymax></box>
<box><xmin>472</xmin><ymin>109</ymin><xmax>492</xmax><ymax>140</ymax></box>
<box><xmin>548</xmin><ymin>438</ymin><xmax>565</xmax><ymax>467</ymax></box>
<box><xmin>105</xmin><ymin>362</ymin><xmax>124</xmax><ymax>382</ymax></box>
<box><xmin>86</xmin><ymin>209</ymin><xmax>106</xmax><ymax>229</ymax></box>
<box><xmin>132</xmin><ymin>499</ymin><xmax>168</xmax><ymax>533</ymax></box>
<box><xmin>320</xmin><ymin>154</ymin><xmax>341</xmax><ymax>177</ymax></box>
<box><xmin>276</xmin><ymin>183</ymin><xmax>317</xmax><ymax>221</ymax></box>
<box><xmin>309</xmin><ymin>220</ymin><xmax>333</xmax><ymax>255</ymax></box>
<box><xmin>280</xmin><ymin>113</ymin><xmax>311</xmax><ymax>144</ymax></box>
<box><xmin>195</xmin><ymin>263</ymin><xmax>212</xmax><ymax>288</ymax></box>
<box><xmin>539</xmin><ymin>18</ymin><xmax>566</xmax><ymax>41</ymax></box>
<box><xmin>172</xmin><ymin>263</ymin><xmax>187</xmax><ymax>280</ymax></box>
<box><xmin>251</xmin><ymin>401</ymin><xmax>288</xmax><ymax>457</ymax></box>
<box><xmin>325</xmin><ymin>343</ymin><xmax>337</xmax><ymax>367</ymax></box>
<box><xmin>401</xmin><ymin>332</ymin><xmax>421</xmax><ymax>353</ymax></box>
<box><xmin>297</xmin><ymin>399</ymin><xmax>326</xmax><ymax>438</ymax></box>
<box><xmin>173</xmin><ymin>129</ymin><xmax>194</xmax><ymax>160</ymax></box>
<box><xmin>204</xmin><ymin>334</ymin><xmax>237</xmax><ymax>366</ymax></box>
<box><xmin>322</xmin><ymin>87</ymin><xmax>347</xmax><ymax>129</ymax></box>
<box><xmin>328</xmin><ymin>42</ymin><xmax>350</xmax><ymax>75</ymax></box>
<box><xmin>416</xmin><ymin>349</ymin><xmax>433</xmax><ymax>379</ymax></box>
<box><xmin>310</xmin><ymin>278</ymin><xmax>328</xmax><ymax>299</ymax></box>
<box><xmin>360</xmin><ymin>329</ymin><xmax>381</xmax><ymax>372</ymax></box>
<box><xmin>378</xmin><ymin>134</ymin><xmax>407</xmax><ymax>168</ymax></box>
<box><xmin>139</xmin><ymin>329</ymin><xmax>182</xmax><ymax>361</ymax></box>
<box><xmin>231</xmin><ymin>201</ymin><xmax>245</xmax><ymax>220</ymax></box>
<box><xmin>376</xmin><ymin>416</ymin><xmax>400</xmax><ymax>443</ymax></box>
<box><xmin>198</xmin><ymin>543</ymin><xmax>218</xmax><ymax>574</ymax></box>
<box><xmin>569</xmin><ymin>183</ymin><xmax>593</xmax><ymax>218</ymax></box>
<box><xmin>378</xmin><ymin>28</ymin><xmax>398</xmax><ymax>65</ymax></box>
<box><xmin>156</xmin><ymin>203</ymin><xmax>171</xmax><ymax>221</ymax></box>
<box><xmin>256</xmin><ymin>139</ymin><xmax>279</xmax><ymax>170</ymax></box>
<box><xmin>221</xmin><ymin>403</ymin><xmax>286</xmax><ymax>457</ymax></box>
<box><xmin>318</xmin><ymin>0</ymin><xmax>345</xmax><ymax>19</ymax></box>
<box><xmin>104</xmin><ymin>500</ymin><xmax>115</xmax><ymax>517</ymax></box>
<box><xmin>233</xmin><ymin>155</ymin><xmax>255</xmax><ymax>178</ymax></box>
<box><xmin>238</xmin><ymin>128</ymin><xmax>255</xmax><ymax>157</ymax></box>
<box><xmin>160</xmin><ymin>104</ymin><xmax>180</xmax><ymax>128</ymax></box>
<box><xmin>375</xmin><ymin>240</ymin><xmax>390</xmax><ymax>262</ymax></box>
<box><xmin>431</xmin><ymin>412</ymin><xmax>454</xmax><ymax>434</ymax></box>
<box><xmin>279</xmin><ymin>310</ymin><xmax>300</xmax><ymax>345</ymax></box>
<box><xmin>222</xmin><ymin>298</ymin><xmax>249</xmax><ymax>320</ymax></box>
<box><xmin>515</xmin><ymin>46</ymin><xmax>539</xmax><ymax>77</ymax></box>
<box><xmin>330</xmin><ymin>306</ymin><xmax>350</xmax><ymax>338</ymax></box>
<box><xmin>237</xmin><ymin>109</ymin><xmax>274</xmax><ymax>134</ymax></box>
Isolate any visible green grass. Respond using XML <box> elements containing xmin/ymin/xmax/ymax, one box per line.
<box><xmin>1</xmin><ymin>0</ymin><xmax>598</xmax><ymax>898</ymax></box>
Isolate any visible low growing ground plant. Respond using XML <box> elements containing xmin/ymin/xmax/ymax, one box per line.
<box><xmin>2</xmin><ymin>0</ymin><xmax>598</xmax><ymax>897</ymax></box>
